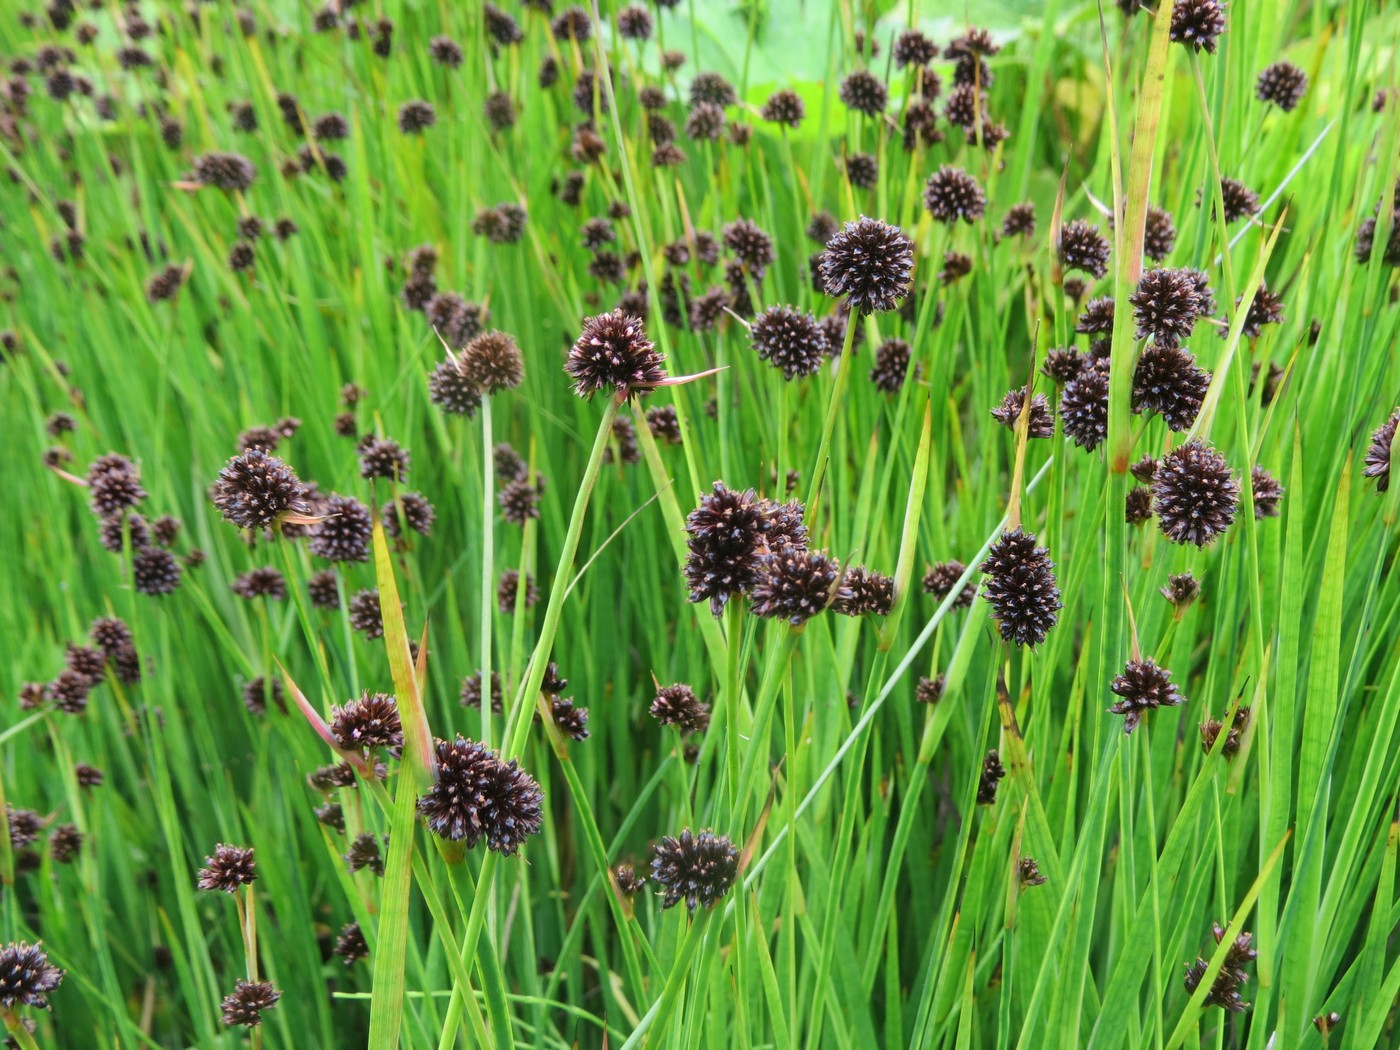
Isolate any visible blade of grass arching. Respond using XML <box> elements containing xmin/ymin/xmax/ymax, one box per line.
<box><xmin>1349</xmin><ymin>815</ymin><xmax>1399</xmax><ymax>1046</ymax></box>
<box><xmin>955</xmin><ymin>950</ymin><xmax>978</xmax><ymax>1050</ymax></box>
<box><xmin>747</xmin><ymin>891</ymin><xmax>792</xmax><ymax>1050</ymax></box>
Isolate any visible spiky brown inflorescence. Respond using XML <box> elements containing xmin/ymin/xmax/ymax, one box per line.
<box><xmin>1041</xmin><ymin>348</ymin><xmax>1085</xmax><ymax>384</ymax></box>
<box><xmin>722</xmin><ymin>219</ymin><xmax>774</xmax><ymax>277</ymax></box>
<box><xmin>498</xmin><ymin>478</ymin><xmax>541</xmax><ymax>526</ymax></box>
<box><xmin>1201</xmin><ymin>705</ymin><xmax>1250</xmax><ymax>759</ymax></box>
<box><xmin>242</xmin><ymin>676</ymin><xmax>284</xmax><ymax>716</ymax></box>
<box><xmin>497</xmin><ymin>569</ymin><xmax>539</xmax><ymax>614</ymax></box>
<box><xmin>845</xmin><ymin>152</ymin><xmax>879</xmax><ymax>191</ymax></box>
<box><xmin>1130</xmin><ymin>457</ymin><xmax>1159</xmax><ymax>484</ymax></box>
<box><xmin>1152</xmin><ymin>441</ymin><xmax>1239</xmax><ymax>546</ymax></box>
<box><xmin>192</xmin><ymin>151</ymin><xmax>255</xmax><ymax>191</ymax></box>
<box><xmin>1142</xmin><ymin>205</ymin><xmax>1178</xmax><ymax>261</ymax></box>
<box><xmin>922</xmin><ymin>561</ymin><xmax>977</xmax><ymax>608</ymax></box>
<box><xmin>7</xmin><ymin>808</ymin><xmax>41</xmax><ymax>850</ymax></box>
<box><xmin>213</xmin><ymin>448</ymin><xmax>304</xmax><ymax>531</ymax></box>
<box><xmin>614</xmin><ymin>862</ymin><xmax>648</xmax><ymax>896</ymax></box>
<box><xmin>977</xmin><ymin>751</ymin><xmax>1006</xmax><ymax>805</ymax></box>
<box><xmin>541</xmin><ymin>663</ymin><xmax>569</xmax><ymax>696</ymax></box>
<box><xmin>902</xmin><ymin>99</ymin><xmax>943</xmax><ymax>151</ymax></box>
<box><xmin>1059</xmin><ymin>358</ymin><xmax>1111</xmax><ymax>451</ymax></box>
<box><xmin>652</xmin><ymin>683</ymin><xmax>712</xmax><ymax>734</ymax></box>
<box><xmin>1076</xmin><ymin>296</ymin><xmax>1116</xmax><ymax>336</ymax></box>
<box><xmin>761</xmin><ymin>89</ymin><xmax>805</xmax><ymax>127</ymax></box>
<box><xmin>751</xmin><ymin>548</ymin><xmax>846</xmax><ymax>626</ymax></box>
<box><xmin>1170</xmin><ymin>0</ymin><xmax>1227</xmax><ymax>53</ymax></box>
<box><xmin>750</xmin><ymin>306</ymin><xmax>828</xmax><ymax>380</ymax></box>
<box><xmin>472</xmin><ymin>203</ymin><xmax>528</xmax><ymax>243</ymax></box>
<box><xmin>146</xmin><ymin>263</ymin><xmax>186</xmax><ymax>302</ymax></box>
<box><xmin>459</xmin><ymin>330</ymin><xmax>524</xmax><ymax>394</ymax></box>
<box><xmin>231</xmin><ymin>567</ymin><xmax>287</xmax><ymax>601</ymax></box>
<box><xmin>819</xmin><ymin>216</ymin><xmax>914</xmax><ymax>314</ymax></box>
<box><xmin>333</xmin><ymin>923</ymin><xmax>369</xmax><ymax>966</ymax></box>
<box><xmin>306</xmin><ymin>494</ymin><xmax>371</xmax><ymax>563</ymax></box>
<box><xmin>683</xmin><ymin>483</ymin><xmax>773</xmax><ymax>616</ymax></box>
<box><xmin>1130</xmin><ymin>267</ymin><xmax>1207</xmax><ymax>347</ymax></box>
<box><xmin>916</xmin><ymin>675</ymin><xmax>946</xmax><ymax>704</ymax></box>
<box><xmin>1161</xmin><ymin>572</ymin><xmax>1201</xmax><ymax>610</ymax></box>
<box><xmin>0</xmin><ymin>942</ymin><xmax>65</xmax><ymax>1009</ymax></box>
<box><xmin>1019</xmin><ymin>856</ymin><xmax>1047</xmax><ymax>887</ymax></box>
<box><xmin>220</xmin><ymin>980</ymin><xmax>281</xmax><ymax>1026</ymax></box>
<box><xmin>48</xmin><ymin>669</ymin><xmax>92</xmax><ymax>715</ymax></box>
<box><xmin>483</xmin><ymin>91</ymin><xmax>517</xmax><ymax>132</ymax></box>
<box><xmin>50</xmin><ymin>823</ymin><xmax>83</xmax><ymax>863</ymax></box>
<box><xmin>307</xmin><ymin>570</ymin><xmax>340</xmax><ymax>610</ymax></box>
<box><xmin>980</xmin><ymin>529</ymin><xmax>1062</xmax><ymax>647</ymax></box>
<box><xmin>1057</xmin><ymin>219</ymin><xmax>1110</xmax><ymax>280</ymax></box>
<box><xmin>418</xmin><ymin>737</ymin><xmax>544</xmax><ymax>853</ymax></box>
<box><xmin>330</xmin><ymin>693</ymin><xmax>403</xmax><ymax>753</ymax></box>
<box><xmin>547</xmin><ymin>697</ymin><xmax>590</xmax><ymax>741</ymax></box>
<box><xmin>1183</xmin><ymin>924</ymin><xmax>1257</xmax><ymax>1011</ymax></box>
<box><xmin>1235</xmin><ymin>282</ymin><xmax>1285</xmax><ymax>338</ymax></box>
<box><xmin>1109</xmin><ymin>658</ymin><xmax>1186</xmax><ymax>734</ymax></box>
<box><xmin>646</xmin><ymin>405</ymin><xmax>683</xmax><ymax>444</ymax></box>
<box><xmin>684</xmin><ymin>102</ymin><xmax>725</xmax><ymax>141</ymax></box>
<box><xmin>1256</xmin><ymin>61</ymin><xmax>1307</xmax><ymax>110</ymax></box>
<box><xmin>461</xmin><ymin>670</ymin><xmax>505</xmax><ymax>714</ymax></box>
<box><xmin>75</xmin><ymin>764</ymin><xmax>104</xmax><ymax>789</ymax></box>
<box><xmin>430</xmin><ymin>34</ymin><xmax>466</xmax><ymax>66</ymax></box>
<box><xmin>567</xmin><ymin>309</ymin><xmax>666</xmax><ymax>400</ymax></box>
<box><xmin>98</xmin><ymin>511</ymin><xmax>148</xmax><ymax>554</ymax></box>
<box><xmin>650</xmin><ymin>828</ymin><xmax>739</xmax><ymax>910</ymax></box>
<box><xmin>397</xmin><ymin>99</ymin><xmax>436</xmax><ymax>134</ymax></box>
<box><xmin>357</xmin><ymin>436</ymin><xmax>409</xmax><ymax>482</ymax></box>
<box><xmin>87</xmin><ymin>454</ymin><xmax>146</xmax><ymax>517</ymax></box>
<box><xmin>1001</xmin><ymin>202</ymin><xmax>1036</xmax><ymax>238</ymax></box>
<box><xmin>381</xmin><ymin>492</ymin><xmax>435</xmax><ymax>539</ymax></box>
<box><xmin>839</xmin><ymin>70</ymin><xmax>887</xmax><ymax>117</ymax></box>
<box><xmin>344</xmin><ymin>833</ymin><xmax>385</xmax><ymax>875</ymax></box>
<box><xmin>869</xmin><ymin>338</ymin><xmax>914</xmax><ymax>394</ymax></box>
<box><xmin>894</xmin><ymin>29</ymin><xmax>938</xmax><ymax>68</ymax></box>
<box><xmin>1250</xmin><ymin>465</ymin><xmax>1284</xmax><ymax>518</ymax></box>
<box><xmin>833</xmin><ymin>566</ymin><xmax>895</xmax><ymax>616</ymax></box>
<box><xmin>1356</xmin><ymin>180</ymin><xmax>1400</xmax><ymax>266</ymax></box>
<box><xmin>1363</xmin><ymin>409</ymin><xmax>1399</xmax><ymax>492</ymax></box>
<box><xmin>990</xmin><ymin>387</ymin><xmax>1055</xmax><ymax>438</ymax></box>
<box><xmin>1198</xmin><ymin>176</ymin><xmax>1260</xmax><ymax>224</ymax></box>
<box><xmin>133</xmin><ymin>548</ymin><xmax>182</xmax><ymax>596</ymax></box>
<box><xmin>688</xmin><ymin>71</ymin><xmax>736</xmax><ymax>108</ymax></box>
<box><xmin>923</xmin><ymin>166</ymin><xmax>986</xmax><ymax>224</ymax></box>
<box><xmin>1126</xmin><ymin>486</ymin><xmax>1154</xmax><ymax>525</ymax></box>
<box><xmin>428</xmin><ymin>357</ymin><xmax>483</xmax><ymax>418</ymax></box>
<box><xmin>347</xmin><ymin>588</ymin><xmax>384</xmax><ymax>639</ymax></box>
<box><xmin>1132</xmin><ymin>344</ymin><xmax>1210</xmax><ymax>432</ymax></box>
<box><xmin>196</xmin><ymin>843</ymin><xmax>256</xmax><ymax>892</ymax></box>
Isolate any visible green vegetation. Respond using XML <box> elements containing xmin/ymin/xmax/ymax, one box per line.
<box><xmin>2</xmin><ymin>0</ymin><xmax>1399</xmax><ymax>1046</ymax></box>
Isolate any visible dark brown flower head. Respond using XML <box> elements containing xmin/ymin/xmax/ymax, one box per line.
<box><xmin>1200</xmin><ymin>705</ymin><xmax>1249</xmax><ymax>759</ymax></box>
<box><xmin>145</xmin><ymin>263</ymin><xmax>185</xmax><ymax>302</ymax></box>
<box><xmin>614</xmin><ymin>863</ymin><xmax>647</xmax><ymax>896</ymax></box>
<box><xmin>939</xmin><ymin>251</ymin><xmax>972</xmax><ymax>284</ymax></box>
<box><xmin>231</xmin><ymin>566</ymin><xmax>287</xmax><ymax>601</ymax></box>
<box><xmin>1126</xmin><ymin>486</ymin><xmax>1153</xmax><ymax>525</ymax></box>
<box><xmin>1019</xmin><ymin>857</ymin><xmax>1047</xmax><ymax>887</ymax></box>
<box><xmin>357</xmin><ymin>437</ymin><xmax>409</xmax><ymax>483</ymax></box>
<box><xmin>868</xmin><ymin>338</ymin><xmax>913</xmax><ymax>394</ymax></box>
<box><xmin>652</xmin><ymin>143</ymin><xmax>686</xmax><ymax>167</ymax></box>
<box><xmin>650</xmin><ymin>828</ymin><xmax>738</xmax><ymax>910</ymax></box>
<box><xmin>1356</xmin><ymin>181</ymin><xmax>1400</xmax><ymax>266</ymax></box>
<box><xmin>683</xmin><ymin>483</ymin><xmax>771</xmax><ymax>615</ymax></box>
<box><xmin>1198</xmin><ymin>176</ymin><xmax>1260</xmax><ymax>223</ymax></box>
<box><xmin>617</xmin><ymin>4</ymin><xmax>652</xmax><ymax>38</ymax></box>
<box><xmin>98</xmin><ymin>512</ymin><xmax>149</xmax><ymax>554</ymax></box>
<box><xmin>977</xmin><ymin>750</ymin><xmax>1006</xmax><ymax>805</ymax></box>
<box><xmin>1161</xmin><ymin>572</ymin><xmax>1201</xmax><ymax>610</ymax></box>
<box><xmin>382</xmin><ymin>493</ymin><xmax>435</xmax><ymax>538</ymax></box>
<box><xmin>541</xmin><ymin>663</ymin><xmax>569</xmax><ymax>696</ymax></box>
<box><xmin>647</xmin><ymin>404</ymin><xmax>683</xmax><ymax>444</ymax></box>
<box><xmin>833</xmin><ymin>566</ymin><xmax>894</xmax><ymax>616</ymax></box>
<box><xmin>473</xmin><ymin>204</ymin><xmax>527</xmax><ymax>244</ymax></box>
<box><xmin>312</xmin><ymin>112</ymin><xmax>349</xmax><ymax>141</ymax></box>
<box><xmin>1109</xmin><ymin>658</ymin><xmax>1186</xmax><ymax>733</ymax></box>
<box><xmin>567</xmin><ymin>309</ymin><xmax>665</xmax><ymax>399</ymax></box>
<box><xmin>197</xmin><ymin>843</ymin><xmax>256</xmax><ymax>892</ymax></box>
<box><xmin>539</xmin><ymin>55</ymin><xmax>561</xmax><ymax>89</ymax></box>
<box><xmin>89</xmin><ymin>616</ymin><xmax>133</xmax><ymax>657</ymax></box>
<box><xmin>687</xmin><ymin>71</ymin><xmax>736</xmax><ymax>108</ymax></box>
<box><xmin>482</xmin><ymin>3</ymin><xmax>522</xmax><ymax>44</ymax></box>
<box><xmin>1058</xmin><ymin>219</ymin><xmax>1110</xmax><ymax>280</ymax></box>
<box><xmin>241</xmin><ymin>676</ymin><xmax>284</xmax><ymax>716</ymax></box>
<box><xmin>495</xmin><ymin>443</ymin><xmax>528</xmax><ymax>483</ymax></box>
<box><xmin>943</xmin><ymin>82</ymin><xmax>986</xmax><ymax>132</ymax></box>
<box><xmin>1128</xmin><ymin>457</ymin><xmax>1159</xmax><ymax>484</ymax></box>
<box><xmin>979</xmin><ymin>529</ymin><xmax>1062</xmax><ymax>647</ymax></box>
<box><xmin>348</xmin><ymin>588</ymin><xmax>384</xmax><ymax>639</ymax></box>
<box><xmin>430</xmin><ymin>34</ymin><xmax>466</xmax><ymax>65</ymax></box>
<box><xmin>722</xmin><ymin>219</ymin><xmax>774</xmax><ymax>277</ymax></box>
<box><xmin>0</xmin><ymin>942</ymin><xmax>64</xmax><ymax>1009</ymax></box>
<box><xmin>1076</xmin><ymin>296</ymin><xmax>1116</xmax><ymax>336</ymax></box>
<box><xmin>458</xmin><ymin>331</ymin><xmax>523</xmax><ymax>394</ymax></box>
<box><xmin>1142</xmin><ymin>205</ymin><xmax>1178</xmax><ymax>261</ymax></box>
<box><xmin>333</xmin><ymin>923</ymin><xmax>368</xmax><ymax>966</ymax></box>
<box><xmin>75</xmin><ymin>764</ymin><xmax>103</xmax><ymax>788</ymax></box>
<box><xmin>213</xmin><ymin>448</ymin><xmax>304</xmax><ymax>531</ymax></box>
<box><xmin>397</xmin><ymin>99</ymin><xmax>436</xmax><ymax>134</ymax></box>
<box><xmin>1250</xmin><ymin>465</ymin><xmax>1283</xmax><ymax>518</ymax></box>
<box><xmin>48</xmin><ymin>670</ymin><xmax>91</xmax><ymax>715</ymax></box>
<box><xmin>990</xmin><ymin>387</ymin><xmax>1055</xmax><ymax>438</ymax></box>
<box><xmin>894</xmin><ymin>29</ymin><xmax>937</xmax><ymax>68</ymax></box>
<box><xmin>761</xmin><ymin>89</ymin><xmax>804</xmax><ymax>127</ymax></box>
<box><xmin>1253</xmin><ymin>61</ymin><xmax>1307</xmax><ymax>111</ymax></box>
<box><xmin>50</xmin><ymin>823</ymin><xmax>83</xmax><ymax>863</ymax></box>
<box><xmin>461</xmin><ymin>671</ymin><xmax>504</xmax><ymax>714</ymax></box>
<box><xmin>345</xmin><ymin>833</ymin><xmax>385</xmax><ymax>874</ymax></box>
<box><xmin>1171</xmin><ymin>0</ymin><xmax>1226</xmax><ymax>53</ymax></box>
<box><xmin>839</xmin><ymin>70</ymin><xmax>888</xmax><ymax>117</ymax></box>
<box><xmin>945</xmin><ymin>27</ymin><xmax>999</xmax><ymax>84</ymax></box>
<box><xmin>87</xmin><ymin>453</ymin><xmax>146</xmax><ymax>517</ymax></box>
<box><xmin>499</xmin><ymin>478</ymin><xmax>541</xmax><ymax>526</ymax></box>
<box><xmin>1152</xmin><ymin>441</ymin><xmax>1239</xmax><ymax>546</ymax></box>
<box><xmin>133</xmin><ymin>548</ymin><xmax>182</xmax><ymax>596</ymax></box>
<box><xmin>1131</xmin><ymin>267</ymin><xmax>1207</xmax><ymax>347</ymax></box>
<box><xmin>192</xmin><ymin>151</ymin><xmax>255</xmax><ymax>191</ymax></box>
<box><xmin>1059</xmin><ymin>358</ymin><xmax>1111</xmax><ymax>451</ymax></box>
<box><xmin>819</xmin><ymin>216</ymin><xmax>914</xmax><ymax>314</ymax></box>
<box><xmin>807</xmin><ymin>211</ymin><xmax>840</xmax><ymax>246</ymax></box>
<box><xmin>651</xmin><ymin>683</ymin><xmax>711</xmax><ymax>733</ymax></box>
<box><xmin>1363</xmin><ymin>409</ymin><xmax>1399</xmax><ymax>492</ymax></box>
<box><xmin>484</xmin><ymin>91</ymin><xmax>517</xmax><ymax>132</ymax></box>
<box><xmin>497</xmin><ymin>569</ymin><xmax>540</xmax><ymax>614</ymax></box>
<box><xmin>1235</xmin><ymin>282</ymin><xmax>1284</xmax><ymax>339</ymax></box>
<box><xmin>308</xmin><ymin>570</ymin><xmax>340</xmax><ymax>610</ymax></box>
<box><xmin>751</xmin><ymin>548</ymin><xmax>845</xmax><ymax>626</ymax></box>
<box><xmin>845</xmin><ymin>151</ymin><xmax>879</xmax><ymax>190</ymax></box>
<box><xmin>7</xmin><ymin>808</ymin><xmax>41</xmax><ymax>850</ymax></box>
<box><xmin>687</xmin><ymin>285</ymin><xmax>729</xmax><ymax>330</ymax></box>
<box><xmin>308</xmin><ymin>495</ymin><xmax>371</xmax><ymax>563</ymax></box>
<box><xmin>418</xmin><ymin>737</ymin><xmax>544</xmax><ymax>853</ymax></box>
<box><xmin>1132</xmin><ymin>344</ymin><xmax>1210</xmax><ymax>431</ymax></box>
<box><xmin>1001</xmin><ymin>202</ymin><xmax>1037</xmax><ymax>238</ymax></box>
<box><xmin>685</xmin><ymin>102</ymin><xmax>725</xmax><ymax>141</ymax></box>
<box><xmin>916</xmin><ymin>675</ymin><xmax>946</xmax><ymax>704</ymax></box>
<box><xmin>923</xmin><ymin>560</ymin><xmax>976</xmax><ymax>608</ymax></box>
<box><xmin>429</xmin><ymin>357</ymin><xmax>483</xmax><ymax>417</ymax></box>
<box><xmin>580</xmin><ymin>217</ymin><xmax>616</xmax><ymax>252</ymax></box>
<box><xmin>220</xmin><ymin>980</ymin><xmax>280</xmax><ymax>1027</ymax></box>
<box><xmin>331</xmin><ymin>693</ymin><xmax>402</xmax><ymax>752</ymax></box>
<box><xmin>638</xmin><ymin>85</ymin><xmax>668</xmax><ymax>111</ymax></box>
<box><xmin>547</xmin><ymin>697</ymin><xmax>589</xmax><ymax>741</ymax></box>
<box><xmin>750</xmin><ymin>306</ymin><xmax>828</xmax><ymax>380</ymax></box>
<box><xmin>924</xmin><ymin>166</ymin><xmax>986</xmax><ymax>224</ymax></box>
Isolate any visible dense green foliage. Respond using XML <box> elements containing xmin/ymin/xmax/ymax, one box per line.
<box><xmin>2</xmin><ymin>0</ymin><xmax>1399</xmax><ymax>1046</ymax></box>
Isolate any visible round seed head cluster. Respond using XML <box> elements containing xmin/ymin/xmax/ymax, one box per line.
<box><xmin>869</xmin><ymin>338</ymin><xmax>914</xmax><ymax>394</ymax></box>
<box><xmin>348</xmin><ymin>588</ymin><xmax>384</xmax><ymax>638</ymax></box>
<box><xmin>1256</xmin><ymin>61</ymin><xmax>1307</xmax><ymax>110</ymax></box>
<box><xmin>1109</xmin><ymin>658</ymin><xmax>1186</xmax><ymax>734</ymax></box>
<box><xmin>417</xmin><ymin>737</ymin><xmax>544</xmax><ymax>854</ymax></box>
<box><xmin>651</xmin><ymin>683</ymin><xmax>711</xmax><ymax>734</ymax></box>
<box><xmin>839</xmin><ymin>70</ymin><xmax>888</xmax><ymax>116</ymax></box>
<box><xmin>382</xmin><ymin>492</ymin><xmax>435</xmax><ymax>538</ymax></box>
<box><xmin>1151</xmin><ymin>441</ymin><xmax>1239</xmax><ymax>546</ymax></box>
<box><xmin>923</xmin><ymin>560</ymin><xmax>976</xmax><ymax>608</ymax></box>
<box><xmin>1363</xmin><ymin>409</ymin><xmax>1399</xmax><ymax>492</ymax></box>
<box><xmin>133</xmin><ymin>548</ymin><xmax>182</xmax><ymax>595</ymax></box>
<box><xmin>750</xmin><ymin>547</ymin><xmax>846</xmax><ymax>626</ymax></box>
<box><xmin>750</xmin><ymin>306</ymin><xmax>828</xmax><ymax>379</ymax></box>
<box><xmin>819</xmin><ymin>216</ymin><xmax>914</xmax><ymax>314</ymax></box>
<box><xmin>197</xmin><ymin>843</ymin><xmax>257</xmax><ymax>893</ymax></box>
<box><xmin>192</xmin><ymin>151</ymin><xmax>255</xmax><ymax>191</ymax></box>
<box><xmin>990</xmin><ymin>387</ymin><xmax>1055</xmax><ymax>438</ymax></box>
<box><xmin>832</xmin><ymin>565</ymin><xmax>895</xmax><ymax>617</ymax></box>
<box><xmin>923</xmin><ymin>166</ymin><xmax>986</xmax><ymax>224</ymax></box>
<box><xmin>1057</xmin><ymin>219</ymin><xmax>1110</xmax><ymax>279</ymax></box>
<box><xmin>213</xmin><ymin>448</ymin><xmax>304</xmax><ymax>531</ymax></box>
<box><xmin>650</xmin><ymin>828</ymin><xmax>739</xmax><ymax>910</ymax></box>
<box><xmin>567</xmin><ymin>309</ymin><xmax>666</xmax><ymax>399</ymax></box>
<box><xmin>330</xmin><ymin>693</ymin><xmax>403</xmax><ymax>752</ymax></box>
<box><xmin>1059</xmin><ymin>358</ymin><xmax>1111</xmax><ymax>451</ymax></box>
<box><xmin>220</xmin><ymin>980</ymin><xmax>281</xmax><ymax>1027</ymax></box>
<box><xmin>1143</xmin><ymin>205</ymin><xmax>1178</xmax><ymax>261</ymax></box>
<box><xmin>1170</xmin><ymin>0</ymin><xmax>1227</xmax><ymax>54</ymax></box>
<box><xmin>1130</xmin><ymin>267</ymin><xmax>1209</xmax><ymax>347</ymax></box>
<box><xmin>460</xmin><ymin>331</ymin><xmax>524</xmax><ymax>393</ymax></box>
<box><xmin>761</xmin><ymin>89</ymin><xmax>804</xmax><ymax>127</ymax></box>
<box><xmin>683</xmin><ymin>482</ymin><xmax>776</xmax><ymax>615</ymax></box>
<box><xmin>1131</xmin><ymin>344</ymin><xmax>1210</xmax><ymax>432</ymax></box>
<box><xmin>1250</xmin><ymin>465</ymin><xmax>1284</xmax><ymax>518</ymax></box>
<box><xmin>979</xmin><ymin>528</ymin><xmax>1062</xmax><ymax>647</ymax></box>
<box><xmin>0</xmin><ymin>942</ymin><xmax>65</xmax><ymax>1010</ymax></box>
<box><xmin>309</xmin><ymin>495</ymin><xmax>372</xmax><ymax>562</ymax></box>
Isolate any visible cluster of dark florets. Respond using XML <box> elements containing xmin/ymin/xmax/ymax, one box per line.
<box><xmin>1183</xmin><ymin>923</ymin><xmax>1257</xmax><ymax>1012</ymax></box>
<box><xmin>819</xmin><ymin>216</ymin><xmax>914</xmax><ymax>314</ymax></box>
<box><xmin>649</xmin><ymin>828</ymin><xmax>739</xmax><ymax>910</ymax></box>
<box><xmin>683</xmin><ymin>482</ymin><xmax>815</xmax><ymax>617</ymax></box>
<box><xmin>750</xmin><ymin>306</ymin><xmax>828</xmax><ymax>379</ymax></box>
<box><xmin>979</xmin><ymin>529</ymin><xmax>1062</xmax><ymax>647</ymax></box>
<box><xmin>417</xmin><ymin>737</ymin><xmax>544</xmax><ymax>854</ymax></box>
<box><xmin>1152</xmin><ymin>441</ymin><xmax>1240</xmax><ymax>546</ymax></box>
<box><xmin>1108</xmin><ymin>658</ymin><xmax>1186</xmax><ymax>733</ymax></box>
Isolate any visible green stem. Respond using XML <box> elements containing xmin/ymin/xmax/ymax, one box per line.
<box><xmin>480</xmin><ymin>393</ymin><xmax>494</xmax><ymax>749</ymax></box>
<box><xmin>805</xmin><ymin>312</ymin><xmax>860</xmax><ymax>512</ymax></box>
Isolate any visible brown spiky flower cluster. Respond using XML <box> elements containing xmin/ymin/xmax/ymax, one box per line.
<box><xmin>417</xmin><ymin>737</ymin><xmax>544</xmax><ymax>854</ymax></box>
